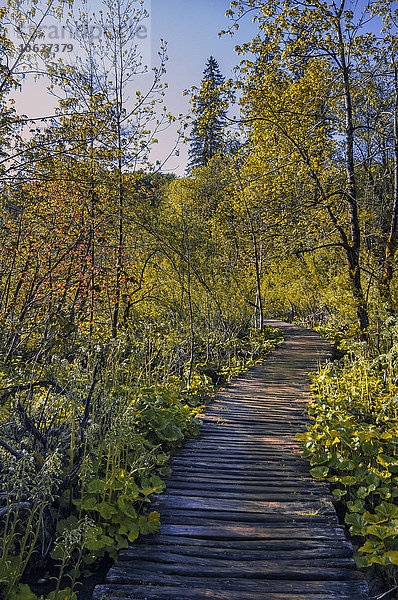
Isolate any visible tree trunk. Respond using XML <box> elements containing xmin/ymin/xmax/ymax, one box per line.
<box><xmin>337</xmin><ymin>19</ymin><xmax>369</xmax><ymax>336</ymax></box>
<box><xmin>112</xmin><ymin>91</ymin><xmax>124</xmax><ymax>339</ymax></box>
<box><xmin>379</xmin><ymin>64</ymin><xmax>398</xmax><ymax>314</ymax></box>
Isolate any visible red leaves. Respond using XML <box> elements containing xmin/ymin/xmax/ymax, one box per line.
<box><xmin>1</xmin><ymin>175</ymin><xmax>138</xmax><ymax>346</ymax></box>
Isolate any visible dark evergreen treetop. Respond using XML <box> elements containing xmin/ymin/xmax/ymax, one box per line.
<box><xmin>187</xmin><ymin>56</ymin><xmax>228</xmax><ymax>173</ymax></box>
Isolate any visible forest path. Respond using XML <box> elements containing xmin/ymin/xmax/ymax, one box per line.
<box><xmin>93</xmin><ymin>321</ymin><xmax>369</xmax><ymax>600</ymax></box>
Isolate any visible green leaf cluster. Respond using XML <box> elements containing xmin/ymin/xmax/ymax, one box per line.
<box><xmin>8</xmin><ymin>584</ymin><xmax>76</xmax><ymax>600</ymax></box>
<box><xmin>300</xmin><ymin>346</ymin><xmax>398</xmax><ymax>572</ymax></box>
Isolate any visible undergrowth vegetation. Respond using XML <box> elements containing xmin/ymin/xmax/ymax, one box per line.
<box><xmin>0</xmin><ymin>325</ymin><xmax>282</xmax><ymax>599</ymax></box>
<box><xmin>299</xmin><ymin>321</ymin><xmax>398</xmax><ymax>588</ymax></box>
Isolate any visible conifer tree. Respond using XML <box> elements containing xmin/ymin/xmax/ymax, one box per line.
<box><xmin>187</xmin><ymin>56</ymin><xmax>228</xmax><ymax>172</ymax></box>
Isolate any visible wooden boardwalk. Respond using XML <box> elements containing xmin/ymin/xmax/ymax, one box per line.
<box><xmin>93</xmin><ymin>321</ymin><xmax>369</xmax><ymax>600</ymax></box>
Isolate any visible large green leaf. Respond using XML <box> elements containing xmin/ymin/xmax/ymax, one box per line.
<box><xmin>345</xmin><ymin>513</ymin><xmax>367</xmax><ymax>535</ymax></box>
<box><xmin>157</xmin><ymin>421</ymin><xmax>183</xmax><ymax>441</ymax></box>
<box><xmin>375</xmin><ymin>501</ymin><xmax>398</xmax><ymax>520</ymax></box>
<box><xmin>117</xmin><ymin>495</ymin><xmax>137</xmax><ymax>518</ymax></box>
<box><xmin>381</xmin><ymin>551</ymin><xmax>398</xmax><ymax>565</ymax></box>
<box><xmin>87</xmin><ymin>478</ymin><xmax>106</xmax><ymax>494</ymax></box>
<box><xmin>96</xmin><ymin>501</ymin><xmax>118</xmax><ymax>520</ymax></box>
<box><xmin>139</xmin><ymin>511</ymin><xmax>160</xmax><ymax>535</ymax></box>
<box><xmin>127</xmin><ymin>521</ymin><xmax>140</xmax><ymax>541</ymax></box>
<box><xmin>310</xmin><ymin>466</ymin><xmax>329</xmax><ymax>478</ymax></box>
<box><xmin>80</xmin><ymin>496</ymin><xmax>98</xmax><ymax>511</ymax></box>
<box><xmin>366</xmin><ymin>524</ymin><xmax>396</xmax><ymax>540</ymax></box>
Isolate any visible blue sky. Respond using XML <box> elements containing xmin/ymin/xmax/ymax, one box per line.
<box><xmin>150</xmin><ymin>0</ymin><xmax>254</xmax><ymax>173</ymax></box>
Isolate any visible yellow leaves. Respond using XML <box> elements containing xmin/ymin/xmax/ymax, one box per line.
<box><xmin>381</xmin><ymin>551</ymin><xmax>398</xmax><ymax>565</ymax></box>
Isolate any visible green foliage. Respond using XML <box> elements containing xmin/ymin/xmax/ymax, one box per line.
<box><xmin>299</xmin><ymin>335</ymin><xmax>398</xmax><ymax>582</ymax></box>
<box><xmin>187</xmin><ymin>56</ymin><xmax>229</xmax><ymax>172</ymax></box>
<box><xmin>0</xmin><ymin>321</ymin><xmax>282</xmax><ymax>596</ymax></box>
<box><xmin>8</xmin><ymin>584</ymin><xmax>76</xmax><ymax>600</ymax></box>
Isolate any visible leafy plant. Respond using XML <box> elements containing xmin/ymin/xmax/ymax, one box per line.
<box><xmin>299</xmin><ymin>335</ymin><xmax>398</xmax><ymax>586</ymax></box>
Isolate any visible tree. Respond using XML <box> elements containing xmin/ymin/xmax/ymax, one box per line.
<box><xmin>187</xmin><ymin>56</ymin><xmax>228</xmax><ymax>172</ymax></box>
<box><xmin>22</xmin><ymin>0</ymin><xmax>171</xmax><ymax>339</ymax></box>
<box><xmin>228</xmin><ymin>0</ymin><xmax>398</xmax><ymax>336</ymax></box>
<box><xmin>0</xmin><ymin>0</ymin><xmax>72</xmax><ymax>189</ymax></box>
<box><xmin>372</xmin><ymin>2</ymin><xmax>398</xmax><ymax>313</ymax></box>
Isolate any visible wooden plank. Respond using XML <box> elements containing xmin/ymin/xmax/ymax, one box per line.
<box><xmin>199</xmin><ymin>413</ymin><xmax>305</xmax><ymax>419</ymax></box>
<box><xmin>169</xmin><ymin>466</ymin><xmax>312</xmax><ymax>476</ymax></box>
<box><xmin>93</xmin><ymin>582</ymin><xmax>369</xmax><ymax>600</ymax></box>
<box><xmin>156</xmin><ymin>524</ymin><xmax>347</xmax><ymax>540</ymax></box>
<box><xmin>169</xmin><ymin>465</ymin><xmax>309</xmax><ymax>473</ymax></box>
<box><xmin>136</xmin><ymin>534</ymin><xmax>354</xmax><ymax>550</ymax></box>
<box><xmin>159</xmin><ymin>506</ymin><xmax>336</xmax><ymax>521</ymax></box>
<box><xmin>194</xmin><ymin>426</ymin><xmax>301</xmax><ymax>432</ymax></box>
<box><xmin>168</xmin><ymin>469</ymin><xmax>311</xmax><ymax>478</ymax></box>
<box><xmin>199</xmin><ymin>412</ymin><xmax>301</xmax><ymax>416</ymax></box>
<box><xmin>119</xmin><ymin>543</ymin><xmax>354</xmax><ymax>560</ymax></box>
<box><xmin>191</xmin><ymin>429</ymin><xmax>304</xmax><ymax>436</ymax></box>
<box><xmin>166</xmin><ymin>480</ymin><xmax>327</xmax><ymax>492</ymax></box>
<box><xmin>158</xmin><ymin>513</ymin><xmax>338</xmax><ymax>526</ymax></box>
<box><xmin>177</xmin><ymin>442</ymin><xmax>302</xmax><ymax>448</ymax></box>
<box><xmin>169</xmin><ymin>462</ymin><xmax>311</xmax><ymax>473</ymax></box>
<box><xmin>116</xmin><ymin>550</ymin><xmax>355</xmax><ymax>569</ymax></box>
<box><xmin>175</xmin><ymin>451</ymin><xmax>303</xmax><ymax>459</ymax></box>
<box><xmin>164</xmin><ymin>488</ymin><xmax>326</xmax><ymax>500</ymax></box>
<box><xmin>166</xmin><ymin>473</ymin><xmax>327</xmax><ymax>486</ymax></box>
<box><xmin>154</xmin><ymin>496</ymin><xmax>335</xmax><ymax>516</ymax></box>
<box><xmin>166</xmin><ymin>478</ymin><xmax>321</xmax><ymax>488</ymax></box>
<box><xmin>166</xmin><ymin>480</ymin><xmax>325</xmax><ymax>490</ymax></box>
<box><xmin>171</xmin><ymin>449</ymin><xmax>307</xmax><ymax>458</ymax></box>
<box><xmin>199</xmin><ymin>416</ymin><xmax>295</xmax><ymax>422</ymax></box>
<box><xmin>181</xmin><ymin>441</ymin><xmax>300</xmax><ymax>448</ymax></box>
<box><xmin>107</xmin><ymin>564</ymin><xmax>365</xmax><ymax>583</ymax></box>
<box><xmin>181</xmin><ymin>437</ymin><xmax>301</xmax><ymax>445</ymax></box>
<box><xmin>170</xmin><ymin>457</ymin><xmax>308</xmax><ymax>465</ymax></box>
<box><xmin>199</xmin><ymin>420</ymin><xmax>307</xmax><ymax>427</ymax></box>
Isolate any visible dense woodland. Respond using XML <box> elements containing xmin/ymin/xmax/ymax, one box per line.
<box><xmin>1</xmin><ymin>0</ymin><xmax>398</xmax><ymax>597</ymax></box>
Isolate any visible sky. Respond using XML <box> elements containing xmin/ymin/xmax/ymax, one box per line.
<box><xmin>150</xmin><ymin>0</ymin><xmax>254</xmax><ymax>174</ymax></box>
<box><xmin>8</xmin><ymin>0</ymin><xmax>255</xmax><ymax>176</ymax></box>
<box><xmin>8</xmin><ymin>0</ymin><xmax>378</xmax><ymax>175</ymax></box>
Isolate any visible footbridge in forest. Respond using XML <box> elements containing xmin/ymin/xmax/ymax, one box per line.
<box><xmin>93</xmin><ymin>321</ymin><xmax>369</xmax><ymax>600</ymax></box>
